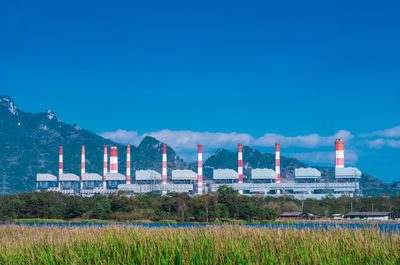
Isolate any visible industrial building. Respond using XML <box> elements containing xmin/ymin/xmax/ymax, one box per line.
<box><xmin>58</xmin><ymin>173</ymin><xmax>80</xmax><ymax>194</ymax></box>
<box><xmin>295</xmin><ymin>168</ymin><xmax>321</xmax><ymax>183</ymax></box>
<box><xmin>252</xmin><ymin>168</ymin><xmax>277</xmax><ymax>183</ymax></box>
<box><xmin>335</xmin><ymin>167</ymin><xmax>362</xmax><ymax>182</ymax></box>
<box><xmin>37</xmin><ymin>139</ymin><xmax>361</xmax><ymax>199</ymax></box>
<box><xmin>36</xmin><ymin>174</ymin><xmax>58</xmax><ymax>190</ymax></box>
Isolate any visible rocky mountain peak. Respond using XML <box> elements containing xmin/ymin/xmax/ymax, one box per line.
<box><xmin>46</xmin><ymin>109</ymin><xmax>61</xmax><ymax>122</ymax></box>
<box><xmin>0</xmin><ymin>95</ymin><xmax>18</xmax><ymax>115</ymax></box>
<box><xmin>139</xmin><ymin>136</ymin><xmax>163</xmax><ymax>150</ymax></box>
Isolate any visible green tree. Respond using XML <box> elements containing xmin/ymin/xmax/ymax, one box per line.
<box><xmin>91</xmin><ymin>200</ymin><xmax>112</xmax><ymax>220</ymax></box>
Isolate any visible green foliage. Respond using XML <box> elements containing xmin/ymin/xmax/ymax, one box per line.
<box><xmin>91</xmin><ymin>200</ymin><xmax>112</xmax><ymax>220</ymax></box>
<box><xmin>0</xmin><ymin>189</ymin><xmax>399</xmax><ymax>223</ymax></box>
<box><xmin>0</xmin><ymin>226</ymin><xmax>399</xmax><ymax>264</ymax></box>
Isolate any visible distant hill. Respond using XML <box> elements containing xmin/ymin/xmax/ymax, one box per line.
<box><xmin>0</xmin><ymin>96</ymin><xmax>184</xmax><ymax>194</ymax></box>
<box><xmin>0</xmin><ymin>95</ymin><xmax>398</xmax><ymax>196</ymax></box>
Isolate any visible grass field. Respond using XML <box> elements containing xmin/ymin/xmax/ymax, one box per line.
<box><xmin>0</xmin><ymin>225</ymin><xmax>398</xmax><ymax>264</ymax></box>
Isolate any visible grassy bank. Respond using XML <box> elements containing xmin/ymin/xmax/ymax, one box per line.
<box><xmin>11</xmin><ymin>218</ymin><xmax>115</xmax><ymax>224</ymax></box>
<box><xmin>0</xmin><ymin>226</ymin><xmax>399</xmax><ymax>264</ymax></box>
<box><xmin>7</xmin><ymin>218</ymin><xmax>299</xmax><ymax>225</ymax></box>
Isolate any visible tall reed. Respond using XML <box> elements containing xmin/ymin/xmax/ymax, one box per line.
<box><xmin>0</xmin><ymin>225</ymin><xmax>398</xmax><ymax>264</ymax></box>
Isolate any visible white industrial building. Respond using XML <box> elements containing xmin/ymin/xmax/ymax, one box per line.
<box><xmin>335</xmin><ymin>167</ymin><xmax>362</xmax><ymax>182</ymax></box>
<box><xmin>36</xmin><ymin>174</ymin><xmax>58</xmax><ymax>190</ymax></box>
<box><xmin>58</xmin><ymin>173</ymin><xmax>80</xmax><ymax>194</ymax></box>
<box><xmin>251</xmin><ymin>168</ymin><xmax>277</xmax><ymax>183</ymax></box>
<box><xmin>295</xmin><ymin>168</ymin><xmax>321</xmax><ymax>183</ymax></box>
<box><xmin>37</xmin><ymin>139</ymin><xmax>362</xmax><ymax>199</ymax></box>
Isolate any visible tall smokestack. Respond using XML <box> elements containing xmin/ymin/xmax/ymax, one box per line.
<box><xmin>126</xmin><ymin>145</ymin><xmax>131</xmax><ymax>184</ymax></box>
<box><xmin>197</xmin><ymin>144</ymin><xmax>203</xmax><ymax>195</ymax></box>
<box><xmin>238</xmin><ymin>143</ymin><xmax>243</xmax><ymax>183</ymax></box>
<box><xmin>59</xmin><ymin>146</ymin><xmax>63</xmax><ymax>189</ymax></box>
<box><xmin>275</xmin><ymin>142</ymin><xmax>280</xmax><ymax>183</ymax></box>
<box><xmin>162</xmin><ymin>144</ymin><xmax>167</xmax><ymax>185</ymax></box>
<box><xmin>275</xmin><ymin>142</ymin><xmax>281</xmax><ymax>195</ymax></box>
<box><xmin>59</xmin><ymin>146</ymin><xmax>63</xmax><ymax>176</ymax></box>
<box><xmin>81</xmin><ymin>146</ymin><xmax>85</xmax><ymax>190</ymax></box>
<box><xmin>110</xmin><ymin>146</ymin><xmax>118</xmax><ymax>173</ymax></box>
<box><xmin>103</xmin><ymin>145</ymin><xmax>107</xmax><ymax>188</ymax></box>
<box><xmin>335</xmin><ymin>139</ymin><xmax>344</xmax><ymax>168</ymax></box>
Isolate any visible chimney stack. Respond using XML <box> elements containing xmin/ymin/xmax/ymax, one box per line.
<box><xmin>162</xmin><ymin>145</ymin><xmax>167</xmax><ymax>185</ymax></box>
<box><xmin>197</xmin><ymin>144</ymin><xmax>203</xmax><ymax>195</ymax></box>
<box><xmin>103</xmin><ymin>145</ymin><xmax>107</xmax><ymax>188</ymax></box>
<box><xmin>238</xmin><ymin>143</ymin><xmax>243</xmax><ymax>183</ymax></box>
<box><xmin>81</xmin><ymin>146</ymin><xmax>85</xmax><ymax>190</ymax></box>
<box><xmin>58</xmin><ymin>146</ymin><xmax>63</xmax><ymax>189</ymax></box>
<box><xmin>126</xmin><ymin>145</ymin><xmax>131</xmax><ymax>184</ymax></box>
<box><xmin>110</xmin><ymin>146</ymin><xmax>118</xmax><ymax>173</ymax></box>
<box><xmin>275</xmin><ymin>142</ymin><xmax>280</xmax><ymax>183</ymax></box>
<box><xmin>335</xmin><ymin>139</ymin><xmax>344</xmax><ymax>168</ymax></box>
<box><xmin>275</xmin><ymin>142</ymin><xmax>281</xmax><ymax>195</ymax></box>
<box><xmin>59</xmin><ymin>146</ymin><xmax>63</xmax><ymax>176</ymax></box>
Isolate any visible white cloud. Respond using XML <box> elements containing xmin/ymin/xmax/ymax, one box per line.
<box><xmin>254</xmin><ymin>130</ymin><xmax>353</xmax><ymax>148</ymax></box>
<box><xmin>365</xmin><ymin>138</ymin><xmax>400</xmax><ymax>149</ymax></box>
<box><xmin>288</xmin><ymin>150</ymin><xmax>358</xmax><ymax>165</ymax></box>
<box><xmin>358</xmin><ymin>125</ymin><xmax>400</xmax><ymax>149</ymax></box>
<box><xmin>100</xmin><ymin>129</ymin><xmax>364</xmax><ymax>163</ymax></box>
<box><xmin>387</xmin><ymin>140</ymin><xmax>400</xmax><ymax>148</ymax></box>
<box><xmin>101</xmin><ymin>130</ymin><xmax>143</xmax><ymax>146</ymax></box>
<box><xmin>101</xmin><ymin>129</ymin><xmax>353</xmax><ymax>151</ymax></box>
<box><xmin>360</xmin><ymin>125</ymin><xmax>400</xmax><ymax>138</ymax></box>
<box><xmin>144</xmin><ymin>130</ymin><xmax>253</xmax><ymax>152</ymax></box>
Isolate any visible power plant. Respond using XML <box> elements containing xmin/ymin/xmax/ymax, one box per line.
<box><xmin>36</xmin><ymin>139</ymin><xmax>361</xmax><ymax>199</ymax></box>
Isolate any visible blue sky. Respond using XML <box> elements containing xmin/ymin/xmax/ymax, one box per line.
<box><xmin>2</xmin><ymin>0</ymin><xmax>400</xmax><ymax>182</ymax></box>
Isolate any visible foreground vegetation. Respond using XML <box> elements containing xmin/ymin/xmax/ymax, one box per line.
<box><xmin>0</xmin><ymin>225</ymin><xmax>398</xmax><ymax>264</ymax></box>
<box><xmin>1</xmin><ymin>186</ymin><xmax>399</xmax><ymax>222</ymax></box>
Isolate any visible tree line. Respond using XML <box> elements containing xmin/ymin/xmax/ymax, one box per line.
<box><xmin>0</xmin><ymin>186</ymin><xmax>399</xmax><ymax>222</ymax></box>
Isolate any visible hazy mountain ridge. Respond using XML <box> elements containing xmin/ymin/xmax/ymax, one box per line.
<box><xmin>0</xmin><ymin>96</ymin><xmax>184</xmax><ymax>194</ymax></box>
<box><xmin>0</xmin><ymin>95</ymin><xmax>398</xmax><ymax>196</ymax></box>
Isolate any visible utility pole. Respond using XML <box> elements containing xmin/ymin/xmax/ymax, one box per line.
<box><xmin>350</xmin><ymin>200</ymin><xmax>353</xmax><ymax>212</ymax></box>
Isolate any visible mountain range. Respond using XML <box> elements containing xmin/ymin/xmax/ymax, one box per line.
<box><xmin>0</xmin><ymin>95</ymin><xmax>399</xmax><ymax>196</ymax></box>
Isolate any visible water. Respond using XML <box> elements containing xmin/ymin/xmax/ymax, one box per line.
<box><xmin>2</xmin><ymin>222</ymin><xmax>400</xmax><ymax>232</ymax></box>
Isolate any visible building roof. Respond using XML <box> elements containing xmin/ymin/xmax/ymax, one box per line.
<box><xmin>251</xmin><ymin>168</ymin><xmax>277</xmax><ymax>179</ymax></box>
<box><xmin>344</xmin><ymin>212</ymin><xmax>392</xmax><ymax>217</ymax></box>
<box><xmin>280</xmin><ymin>212</ymin><xmax>309</xmax><ymax>217</ymax></box>
<box><xmin>295</xmin><ymin>168</ymin><xmax>321</xmax><ymax>178</ymax></box>
<box><xmin>335</xmin><ymin>167</ymin><xmax>362</xmax><ymax>178</ymax></box>
<box><xmin>105</xmin><ymin>173</ymin><xmax>126</xmax><ymax>181</ymax></box>
<box><xmin>36</xmin><ymin>174</ymin><xmax>57</xmax><ymax>181</ymax></box>
<box><xmin>59</xmin><ymin>173</ymin><xmax>80</xmax><ymax>181</ymax></box>
<box><xmin>82</xmin><ymin>173</ymin><xmax>102</xmax><ymax>181</ymax></box>
<box><xmin>135</xmin><ymin>170</ymin><xmax>161</xmax><ymax>181</ymax></box>
<box><xmin>213</xmin><ymin>169</ymin><xmax>239</xmax><ymax>179</ymax></box>
<box><xmin>172</xmin><ymin>169</ymin><xmax>197</xmax><ymax>180</ymax></box>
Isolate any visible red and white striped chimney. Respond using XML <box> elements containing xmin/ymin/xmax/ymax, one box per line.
<box><xmin>110</xmin><ymin>146</ymin><xmax>118</xmax><ymax>173</ymax></box>
<box><xmin>335</xmin><ymin>139</ymin><xmax>344</xmax><ymax>168</ymax></box>
<box><xmin>58</xmin><ymin>146</ymin><xmax>63</xmax><ymax>189</ymax></box>
<box><xmin>238</xmin><ymin>143</ymin><xmax>243</xmax><ymax>183</ymax></box>
<box><xmin>197</xmin><ymin>144</ymin><xmax>203</xmax><ymax>195</ymax></box>
<box><xmin>162</xmin><ymin>144</ymin><xmax>167</xmax><ymax>185</ymax></box>
<box><xmin>275</xmin><ymin>142</ymin><xmax>280</xmax><ymax>183</ymax></box>
<box><xmin>81</xmin><ymin>146</ymin><xmax>85</xmax><ymax>190</ymax></box>
<box><xmin>59</xmin><ymin>146</ymin><xmax>63</xmax><ymax>176</ymax></box>
<box><xmin>126</xmin><ymin>145</ymin><xmax>131</xmax><ymax>184</ymax></box>
<box><xmin>103</xmin><ymin>145</ymin><xmax>108</xmax><ymax>188</ymax></box>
